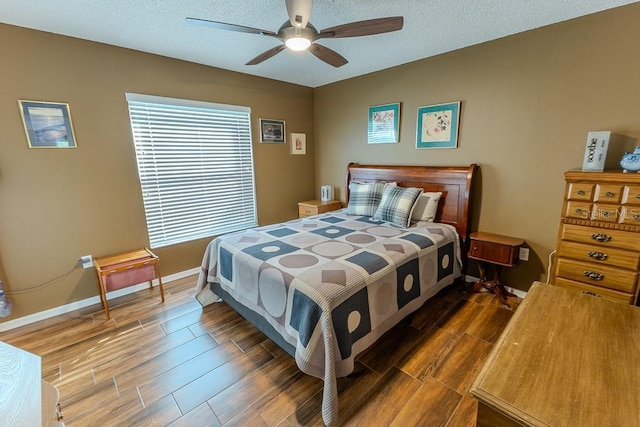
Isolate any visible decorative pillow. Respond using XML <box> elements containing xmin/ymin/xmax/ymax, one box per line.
<box><xmin>411</xmin><ymin>192</ymin><xmax>442</xmax><ymax>222</ymax></box>
<box><xmin>373</xmin><ymin>185</ymin><xmax>424</xmax><ymax>227</ymax></box>
<box><xmin>345</xmin><ymin>181</ymin><xmax>388</xmax><ymax>216</ymax></box>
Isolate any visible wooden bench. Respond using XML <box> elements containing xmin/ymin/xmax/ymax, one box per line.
<box><xmin>93</xmin><ymin>248</ymin><xmax>164</xmax><ymax>319</ymax></box>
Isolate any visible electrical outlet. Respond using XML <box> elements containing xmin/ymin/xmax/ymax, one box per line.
<box><xmin>80</xmin><ymin>255</ymin><xmax>93</xmax><ymax>269</ymax></box>
<box><xmin>519</xmin><ymin>247</ymin><xmax>530</xmax><ymax>262</ymax></box>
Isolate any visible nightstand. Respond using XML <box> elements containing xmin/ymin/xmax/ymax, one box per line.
<box><xmin>468</xmin><ymin>231</ymin><xmax>524</xmax><ymax>306</ymax></box>
<box><xmin>298</xmin><ymin>199</ymin><xmax>342</xmax><ymax>218</ymax></box>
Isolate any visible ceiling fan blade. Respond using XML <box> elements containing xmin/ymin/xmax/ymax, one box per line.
<box><xmin>286</xmin><ymin>0</ymin><xmax>312</xmax><ymax>28</ymax></box>
<box><xmin>308</xmin><ymin>43</ymin><xmax>348</xmax><ymax>67</ymax></box>
<box><xmin>319</xmin><ymin>17</ymin><xmax>403</xmax><ymax>38</ymax></box>
<box><xmin>186</xmin><ymin>17</ymin><xmax>278</xmax><ymax>37</ymax></box>
<box><xmin>246</xmin><ymin>45</ymin><xmax>287</xmax><ymax>65</ymax></box>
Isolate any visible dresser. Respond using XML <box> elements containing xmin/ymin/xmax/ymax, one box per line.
<box><xmin>551</xmin><ymin>170</ymin><xmax>640</xmax><ymax>305</ymax></box>
<box><xmin>471</xmin><ymin>281</ymin><xmax>640</xmax><ymax>427</ymax></box>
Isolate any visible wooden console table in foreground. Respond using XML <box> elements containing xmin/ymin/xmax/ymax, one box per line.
<box><xmin>94</xmin><ymin>248</ymin><xmax>164</xmax><ymax>319</ymax></box>
<box><xmin>471</xmin><ymin>281</ymin><xmax>640</xmax><ymax>426</ymax></box>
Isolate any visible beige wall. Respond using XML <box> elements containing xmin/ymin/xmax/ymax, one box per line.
<box><xmin>313</xmin><ymin>4</ymin><xmax>640</xmax><ymax>290</ymax></box>
<box><xmin>0</xmin><ymin>24</ymin><xmax>315</xmax><ymax>321</ymax></box>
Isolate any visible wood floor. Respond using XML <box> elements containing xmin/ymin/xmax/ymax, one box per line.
<box><xmin>0</xmin><ymin>275</ymin><xmax>521</xmax><ymax>427</ymax></box>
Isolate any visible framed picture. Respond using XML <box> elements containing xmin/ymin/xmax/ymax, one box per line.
<box><xmin>291</xmin><ymin>133</ymin><xmax>306</xmax><ymax>155</ymax></box>
<box><xmin>18</xmin><ymin>100</ymin><xmax>77</xmax><ymax>148</ymax></box>
<box><xmin>260</xmin><ymin>118</ymin><xmax>286</xmax><ymax>143</ymax></box>
<box><xmin>416</xmin><ymin>101</ymin><xmax>460</xmax><ymax>149</ymax></box>
<box><xmin>368</xmin><ymin>103</ymin><xmax>400</xmax><ymax>144</ymax></box>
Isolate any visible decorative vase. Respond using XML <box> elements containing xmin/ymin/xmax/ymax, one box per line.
<box><xmin>620</xmin><ymin>146</ymin><xmax>640</xmax><ymax>173</ymax></box>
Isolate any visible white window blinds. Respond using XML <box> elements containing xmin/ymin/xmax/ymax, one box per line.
<box><xmin>126</xmin><ymin>93</ymin><xmax>257</xmax><ymax>248</ymax></box>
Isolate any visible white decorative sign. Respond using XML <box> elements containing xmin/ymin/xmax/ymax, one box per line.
<box><xmin>582</xmin><ymin>131</ymin><xmax>611</xmax><ymax>172</ymax></box>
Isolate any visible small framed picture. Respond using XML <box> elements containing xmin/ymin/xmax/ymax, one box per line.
<box><xmin>368</xmin><ymin>103</ymin><xmax>400</xmax><ymax>144</ymax></box>
<box><xmin>416</xmin><ymin>101</ymin><xmax>460</xmax><ymax>149</ymax></box>
<box><xmin>291</xmin><ymin>133</ymin><xmax>306</xmax><ymax>155</ymax></box>
<box><xmin>18</xmin><ymin>100</ymin><xmax>77</xmax><ymax>148</ymax></box>
<box><xmin>260</xmin><ymin>118</ymin><xmax>286</xmax><ymax>143</ymax></box>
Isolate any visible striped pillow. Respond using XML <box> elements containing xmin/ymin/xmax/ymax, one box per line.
<box><xmin>373</xmin><ymin>185</ymin><xmax>423</xmax><ymax>227</ymax></box>
<box><xmin>345</xmin><ymin>181</ymin><xmax>387</xmax><ymax>216</ymax></box>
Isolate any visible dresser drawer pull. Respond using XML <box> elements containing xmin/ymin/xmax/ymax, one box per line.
<box><xmin>633</xmin><ymin>214</ymin><xmax>640</xmax><ymax>220</ymax></box>
<box><xmin>575</xmin><ymin>208</ymin><xmax>584</xmax><ymax>214</ymax></box>
<box><xmin>591</xmin><ymin>233</ymin><xmax>611</xmax><ymax>242</ymax></box>
<box><xmin>587</xmin><ymin>251</ymin><xmax>608</xmax><ymax>261</ymax></box>
<box><xmin>577</xmin><ymin>190</ymin><xmax>585</xmax><ymax>196</ymax></box>
<box><xmin>637</xmin><ymin>194</ymin><xmax>640</xmax><ymax>199</ymax></box>
<box><xmin>580</xmin><ymin>290</ymin><xmax>601</xmax><ymax>298</ymax></box>
<box><xmin>605</xmin><ymin>191</ymin><xmax>615</xmax><ymax>197</ymax></box>
<box><xmin>602</xmin><ymin>211</ymin><xmax>611</xmax><ymax>218</ymax></box>
<box><xmin>584</xmin><ymin>271</ymin><xmax>604</xmax><ymax>281</ymax></box>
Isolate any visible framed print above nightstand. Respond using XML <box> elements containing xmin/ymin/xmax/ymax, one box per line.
<box><xmin>416</xmin><ymin>101</ymin><xmax>460</xmax><ymax>149</ymax></box>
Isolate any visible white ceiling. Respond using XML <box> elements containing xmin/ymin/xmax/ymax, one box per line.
<box><xmin>1</xmin><ymin>0</ymin><xmax>637</xmax><ymax>88</ymax></box>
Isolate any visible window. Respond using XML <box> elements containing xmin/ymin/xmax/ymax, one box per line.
<box><xmin>126</xmin><ymin>93</ymin><xmax>257</xmax><ymax>248</ymax></box>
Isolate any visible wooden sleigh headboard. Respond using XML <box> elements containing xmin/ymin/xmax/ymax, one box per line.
<box><xmin>345</xmin><ymin>163</ymin><xmax>479</xmax><ymax>243</ymax></box>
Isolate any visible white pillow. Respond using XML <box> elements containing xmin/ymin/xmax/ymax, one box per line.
<box><xmin>410</xmin><ymin>192</ymin><xmax>442</xmax><ymax>222</ymax></box>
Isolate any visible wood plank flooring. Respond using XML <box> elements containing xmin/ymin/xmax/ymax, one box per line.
<box><xmin>0</xmin><ymin>275</ymin><xmax>521</xmax><ymax>426</ymax></box>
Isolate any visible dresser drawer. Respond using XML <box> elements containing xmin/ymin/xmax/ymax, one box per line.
<box><xmin>554</xmin><ymin>277</ymin><xmax>635</xmax><ymax>304</ymax></box>
<box><xmin>619</xmin><ymin>206</ymin><xmax>640</xmax><ymax>226</ymax></box>
<box><xmin>590</xmin><ymin>203</ymin><xmax>622</xmax><ymax>223</ymax></box>
<box><xmin>564</xmin><ymin>201</ymin><xmax>591</xmax><ymax>220</ymax></box>
<box><xmin>594</xmin><ymin>184</ymin><xmax>623</xmax><ymax>203</ymax></box>
<box><xmin>556</xmin><ymin>258</ymin><xmax>637</xmax><ymax>293</ymax></box>
<box><xmin>567</xmin><ymin>183</ymin><xmax>594</xmax><ymax>201</ymax></box>
<box><xmin>622</xmin><ymin>185</ymin><xmax>640</xmax><ymax>205</ymax></box>
<box><xmin>557</xmin><ymin>241</ymin><xmax>640</xmax><ymax>270</ymax></box>
<box><xmin>560</xmin><ymin>224</ymin><xmax>640</xmax><ymax>251</ymax></box>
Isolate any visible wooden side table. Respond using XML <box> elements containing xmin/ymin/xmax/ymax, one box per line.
<box><xmin>468</xmin><ymin>231</ymin><xmax>524</xmax><ymax>306</ymax></box>
<box><xmin>471</xmin><ymin>281</ymin><xmax>640</xmax><ymax>426</ymax></box>
<box><xmin>93</xmin><ymin>248</ymin><xmax>164</xmax><ymax>319</ymax></box>
<box><xmin>298</xmin><ymin>199</ymin><xmax>342</xmax><ymax>218</ymax></box>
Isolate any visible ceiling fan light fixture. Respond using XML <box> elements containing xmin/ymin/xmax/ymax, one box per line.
<box><xmin>285</xmin><ymin>36</ymin><xmax>311</xmax><ymax>51</ymax></box>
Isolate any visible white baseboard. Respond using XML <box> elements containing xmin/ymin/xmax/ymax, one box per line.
<box><xmin>463</xmin><ymin>274</ymin><xmax>528</xmax><ymax>299</ymax></box>
<box><xmin>0</xmin><ymin>267</ymin><xmax>200</xmax><ymax>332</ymax></box>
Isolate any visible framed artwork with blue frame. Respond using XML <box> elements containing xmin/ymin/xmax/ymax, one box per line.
<box><xmin>416</xmin><ymin>101</ymin><xmax>460</xmax><ymax>149</ymax></box>
<box><xmin>368</xmin><ymin>102</ymin><xmax>400</xmax><ymax>144</ymax></box>
<box><xmin>18</xmin><ymin>100</ymin><xmax>77</xmax><ymax>148</ymax></box>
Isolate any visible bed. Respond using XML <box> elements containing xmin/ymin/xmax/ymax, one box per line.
<box><xmin>195</xmin><ymin>163</ymin><xmax>478</xmax><ymax>425</ymax></box>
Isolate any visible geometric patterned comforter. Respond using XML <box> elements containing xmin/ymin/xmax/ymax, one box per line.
<box><xmin>195</xmin><ymin>210</ymin><xmax>461</xmax><ymax>426</ymax></box>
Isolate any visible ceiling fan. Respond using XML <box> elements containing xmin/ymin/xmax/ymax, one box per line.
<box><xmin>186</xmin><ymin>0</ymin><xmax>403</xmax><ymax>68</ymax></box>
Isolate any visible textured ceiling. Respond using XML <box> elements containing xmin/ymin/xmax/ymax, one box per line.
<box><xmin>1</xmin><ymin>0</ymin><xmax>637</xmax><ymax>88</ymax></box>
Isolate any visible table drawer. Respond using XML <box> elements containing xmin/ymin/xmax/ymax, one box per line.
<box><xmin>560</xmin><ymin>224</ymin><xmax>640</xmax><ymax>251</ymax></box>
<box><xmin>556</xmin><ymin>258</ymin><xmax>637</xmax><ymax>293</ymax></box>
<box><xmin>619</xmin><ymin>206</ymin><xmax>640</xmax><ymax>226</ymax></box>
<box><xmin>554</xmin><ymin>277</ymin><xmax>635</xmax><ymax>304</ymax></box>
<box><xmin>299</xmin><ymin>205</ymin><xmax>318</xmax><ymax>217</ymax></box>
<box><xmin>557</xmin><ymin>241</ymin><xmax>640</xmax><ymax>270</ymax></box>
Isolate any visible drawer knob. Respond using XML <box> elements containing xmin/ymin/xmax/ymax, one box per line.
<box><xmin>584</xmin><ymin>271</ymin><xmax>604</xmax><ymax>281</ymax></box>
<box><xmin>580</xmin><ymin>290</ymin><xmax>601</xmax><ymax>298</ymax></box>
<box><xmin>588</xmin><ymin>251</ymin><xmax>608</xmax><ymax>261</ymax></box>
<box><xmin>636</xmin><ymin>194</ymin><xmax>640</xmax><ymax>199</ymax></box>
<box><xmin>575</xmin><ymin>208</ymin><xmax>583</xmax><ymax>214</ymax></box>
<box><xmin>591</xmin><ymin>233</ymin><xmax>611</xmax><ymax>242</ymax></box>
<box><xmin>605</xmin><ymin>191</ymin><xmax>615</xmax><ymax>197</ymax></box>
<box><xmin>577</xmin><ymin>190</ymin><xmax>585</xmax><ymax>196</ymax></box>
<box><xmin>633</xmin><ymin>214</ymin><xmax>640</xmax><ymax>220</ymax></box>
<box><xmin>602</xmin><ymin>211</ymin><xmax>611</xmax><ymax>217</ymax></box>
